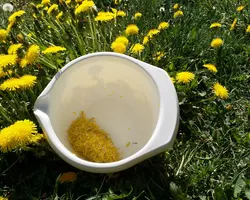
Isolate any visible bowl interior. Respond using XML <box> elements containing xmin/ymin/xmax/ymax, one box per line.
<box><xmin>48</xmin><ymin>55</ymin><xmax>160</xmax><ymax>160</ymax></box>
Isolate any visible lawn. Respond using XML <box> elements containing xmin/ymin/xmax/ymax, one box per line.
<box><xmin>0</xmin><ymin>0</ymin><xmax>250</xmax><ymax>199</ymax></box>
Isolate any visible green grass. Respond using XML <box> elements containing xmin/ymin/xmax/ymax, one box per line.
<box><xmin>0</xmin><ymin>0</ymin><xmax>250</xmax><ymax>199</ymax></box>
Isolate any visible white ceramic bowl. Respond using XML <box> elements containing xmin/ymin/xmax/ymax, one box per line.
<box><xmin>34</xmin><ymin>52</ymin><xmax>179</xmax><ymax>173</ymax></box>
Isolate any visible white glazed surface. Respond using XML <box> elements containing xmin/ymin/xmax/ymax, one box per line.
<box><xmin>34</xmin><ymin>52</ymin><xmax>179</xmax><ymax>173</ymax></box>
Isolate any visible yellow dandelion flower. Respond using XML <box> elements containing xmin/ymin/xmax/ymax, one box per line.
<box><xmin>6</xmin><ymin>20</ymin><xmax>15</xmax><ymax>33</ymax></box>
<box><xmin>117</xmin><ymin>10</ymin><xmax>126</xmax><ymax>17</ymax></box>
<box><xmin>95</xmin><ymin>12</ymin><xmax>114</xmax><ymax>22</ymax></box>
<box><xmin>20</xmin><ymin>58</ymin><xmax>28</xmax><ymax>68</ymax></box>
<box><xmin>0</xmin><ymin>68</ymin><xmax>12</xmax><ymax>78</ymax></box>
<box><xmin>213</xmin><ymin>83</ymin><xmax>229</xmax><ymax>99</ymax></box>
<box><xmin>0</xmin><ymin>75</ymin><xmax>37</xmax><ymax>91</ymax></box>
<box><xmin>8</xmin><ymin>43</ymin><xmax>23</xmax><ymax>55</ymax></box>
<box><xmin>230</xmin><ymin>18</ymin><xmax>237</xmax><ymax>31</ymax></box>
<box><xmin>173</xmin><ymin>3</ymin><xmax>179</xmax><ymax>10</ymax></box>
<box><xmin>226</xmin><ymin>104</ymin><xmax>232</xmax><ymax>111</ymax></box>
<box><xmin>147</xmin><ymin>29</ymin><xmax>160</xmax><ymax>38</ymax></box>
<box><xmin>211</xmin><ymin>38</ymin><xmax>223</xmax><ymax>48</ymax></box>
<box><xmin>170</xmin><ymin>77</ymin><xmax>175</xmax><ymax>83</ymax></box>
<box><xmin>0</xmin><ymin>69</ymin><xmax>8</xmax><ymax>78</ymax></box>
<box><xmin>134</xmin><ymin>12</ymin><xmax>142</xmax><ymax>19</ymax></box>
<box><xmin>97</xmin><ymin>12</ymin><xmax>114</xmax><ymax>16</ymax></box>
<box><xmin>30</xmin><ymin>134</ymin><xmax>45</xmax><ymax>143</ymax></box>
<box><xmin>210</xmin><ymin>22</ymin><xmax>222</xmax><ymax>28</ymax></box>
<box><xmin>115</xmin><ymin>36</ymin><xmax>129</xmax><ymax>46</ymax></box>
<box><xmin>125</xmin><ymin>24</ymin><xmax>139</xmax><ymax>35</ymax></box>
<box><xmin>17</xmin><ymin>33</ymin><xmax>24</xmax><ymax>43</ymax></box>
<box><xmin>66</xmin><ymin>0</ymin><xmax>71</xmax><ymax>4</ymax></box>
<box><xmin>111</xmin><ymin>9</ymin><xmax>126</xmax><ymax>17</ymax></box>
<box><xmin>203</xmin><ymin>64</ymin><xmax>217</xmax><ymax>73</ymax></box>
<box><xmin>95</xmin><ymin>15</ymin><xmax>114</xmax><ymax>22</ymax></box>
<box><xmin>246</xmin><ymin>25</ymin><xmax>250</xmax><ymax>33</ymax></box>
<box><xmin>41</xmin><ymin>0</ymin><xmax>50</xmax><ymax>5</ymax></box>
<box><xmin>58</xmin><ymin>172</ymin><xmax>77</xmax><ymax>183</ymax></box>
<box><xmin>0</xmin><ymin>196</ymin><xmax>8</xmax><ymax>200</ymax></box>
<box><xmin>0</xmin><ymin>120</ymin><xmax>37</xmax><ymax>152</ymax></box>
<box><xmin>0</xmin><ymin>54</ymin><xmax>17</xmax><ymax>68</ymax></box>
<box><xmin>114</xmin><ymin>0</ymin><xmax>122</xmax><ymax>5</ymax></box>
<box><xmin>0</xmin><ymin>29</ymin><xmax>8</xmax><ymax>42</ymax></box>
<box><xmin>0</xmin><ymin>78</ymin><xmax>20</xmax><ymax>91</ymax></box>
<box><xmin>154</xmin><ymin>51</ymin><xmax>165</xmax><ymax>61</ymax></box>
<box><xmin>48</xmin><ymin>4</ymin><xmax>58</xmax><ymax>14</ymax></box>
<box><xmin>36</xmin><ymin>4</ymin><xmax>44</xmax><ymax>8</ymax></box>
<box><xmin>158</xmin><ymin>22</ymin><xmax>169</xmax><ymax>30</ymax></box>
<box><xmin>174</xmin><ymin>10</ymin><xmax>184</xmax><ymax>18</ymax></box>
<box><xmin>42</xmin><ymin>46</ymin><xmax>66</xmax><ymax>54</ymax></box>
<box><xmin>75</xmin><ymin>1</ymin><xmax>94</xmax><ymax>15</ymax></box>
<box><xmin>111</xmin><ymin>41</ymin><xmax>126</xmax><ymax>54</ymax></box>
<box><xmin>19</xmin><ymin>75</ymin><xmax>37</xmax><ymax>88</ymax></box>
<box><xmin>8</xmin><ymin>10</ymin><xmax>25</xmax><ymax>23</ymax></box>
<box><xmin>176</xmin><ymin>72</ymin><xmax>195</xmax><ymax>84</ymax></box>
<box><xmin>236</xmin><ymin>5</ymin><xmax>244</xmax><ymax>12</ymax></box>
<box><xmin>143</xmin><ymin>36</ymin><xmax>149</xmax><ymax>45</ymax></box>
<box><xmin>56</xmin><ymin>11</ymin><xmax>63</xmax><ymax>20</ymax></box>
<box><xmin>131</xmin><ymin>43</ymin><xmax>144</xmax><ymax>54</ymax></box>
<box><xmin>111</xmin><ymin>7</ymin><xmax>117</xmax><ymax>14</ymax></box>
<box><xmin>25</xmin><ymin>44</ymin><xmax>40</xmax><ymax>64</ymax></box>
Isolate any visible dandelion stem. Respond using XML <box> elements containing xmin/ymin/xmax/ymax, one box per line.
<box><xmin>39</xmin><ymin>57</ymin><xmax>57</xmax><ymax>70</ymax></box>
<box><xmin>22</xmin><ymin>90</ymin><xmax>30</xmax><ymax>101</ymax></box>
<box><xmin>7</xmin><ymin>92</ymin><xmax>21</xmax><ymax>109</ymax></box>
<box><xmin>0</xmin><ymin>91</ymin><xmax>18</xmax><ymax>110</ymax></box>
<box><xmin>87</xmin><ymin>13</ymin><xmax>97</xmax><ymax>51</ymax></box>
<box><xmin>0</xmin><ymin>106</ymin><xmax>12</xmax><ymax>123</ymax></box>
<box><xmin>0</xmin><ymin>158</ymin><xmax>19</xmax><ymax>175</ymax></box>
<box><xmin>92</xmin><ymin>17</ymin><xmax>101</xmax><ymax>51</ymax></box>
<box><xmin>28</xmin><ymin>88</ymin><xmax>37</xmax><ymax>103</ymax></box>
<box><xmin>71</xmin><ymin>24</ymin><xmax>85</xmax><ymax>55</ymax></box>
<box><xmin>188</xmin><ymin>96</ymin><xmax>216</xmax><ymax>104</ymax></box>
<box><xmin>198</xmin><ymin>96</ymin><xmax>216</xmax><ymax>103</ymax></box>
<box><xmin>100</xmin><ymin>24</ymin><xmax>107</xmax><ymax>51</ymax></box>
<box><xmin>175</xmin><ymin>154</ymin><xmax>185</xmax><ymax>176</ymax></box>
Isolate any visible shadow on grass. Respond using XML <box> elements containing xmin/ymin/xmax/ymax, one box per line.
<box><xmin>1</xmin><ymin>150</ymin><xmax>174</xmax><ymax>199</ymax></box>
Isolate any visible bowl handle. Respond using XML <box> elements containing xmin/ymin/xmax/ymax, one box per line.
<box><xmin>136</xmin><ymin>61</ymin><xmax>180</xmax><ymax>157</ymax></box>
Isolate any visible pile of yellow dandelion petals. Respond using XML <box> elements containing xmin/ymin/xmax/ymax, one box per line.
<box><xmin>68</xmin><ymin>112</ymin><xmax>121</xmax><ymax>163</ymax></box>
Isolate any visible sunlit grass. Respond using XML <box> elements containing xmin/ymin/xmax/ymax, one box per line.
<box><xmin>0</xmin><ymin>0</ymin><xmax>250</xmax><ymax>199</ymax></box>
